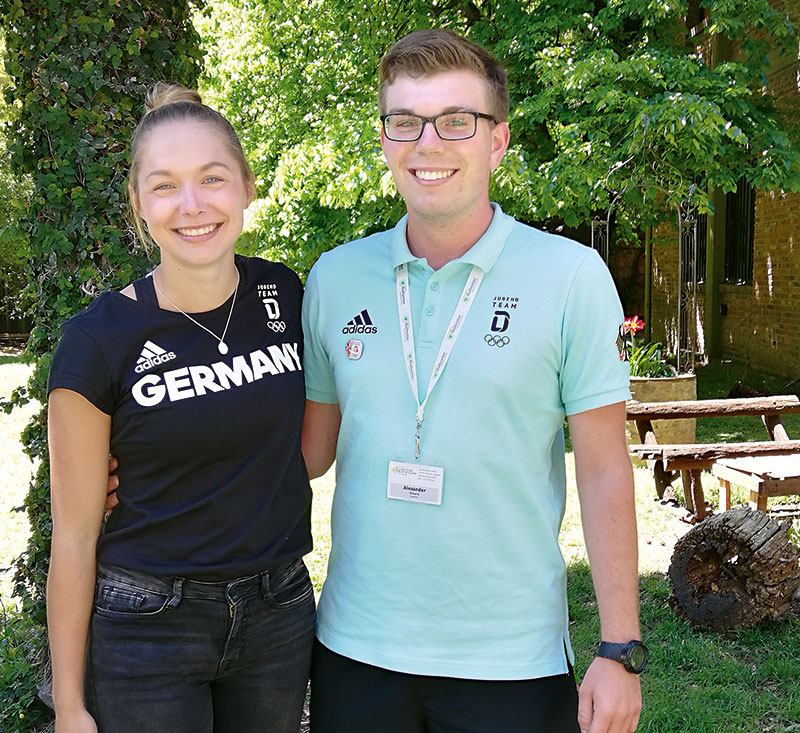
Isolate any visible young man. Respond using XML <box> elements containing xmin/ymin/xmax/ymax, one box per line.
<box><xmin>301</xmin><ymin>29</ymin><xmax>644</xmax><ymax>733</ymax></box>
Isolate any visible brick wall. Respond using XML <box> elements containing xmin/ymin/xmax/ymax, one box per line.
<box><xmin>720</xmin><ymin>189</ymin><xmax>800</xmax><ymax>376</ymax></box>
<box><xmin>650</xmin><ymin>183</ymin><xmax>800</xmax><ymax>380</ymax></box>
<box><xmin>649</xmin><ymin>187</ymin><xmax>800</xmax><ymax>378</ymax></box>
<box><xmin>645</xmin><ymin>3</ymin><xmax>800</xmax><ymax>378</ymax></box>
<box><xmin>716</xmin><ymin>26</ymin><xmax>800</xmax><ymax>377</ymax></box>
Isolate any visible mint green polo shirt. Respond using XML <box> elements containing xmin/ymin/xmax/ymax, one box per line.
<box><xmin>302</xmin><ymin>205</ymin><xmax>630</xmax><ymax>680</ymax></box>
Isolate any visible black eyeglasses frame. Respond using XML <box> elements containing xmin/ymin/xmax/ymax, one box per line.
<box><xmin>380</xmin><ymin>111</ymin><xmax>498</xmax><ymax>142</ymax></box>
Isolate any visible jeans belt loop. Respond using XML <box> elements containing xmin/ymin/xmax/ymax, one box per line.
<box><xmin>167</xmin><ymin>577</ymin><xmax>184</xmax><ymax>608</ymax></box>
<box><xmin>260</xmin><ymin>570</ymin><xmax>270</xmax><ymax>601</ymax></box>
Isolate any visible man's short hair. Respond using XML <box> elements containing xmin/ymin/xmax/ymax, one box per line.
<box><xmin>378</xmin><ymin>29</ymin><xmax>509</xmax><ymax>123</ymax></box>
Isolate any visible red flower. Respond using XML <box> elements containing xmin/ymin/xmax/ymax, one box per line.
<box><xmin>623</xmin><ymin>315</ymin><xmax>645</xmax><ymax>335</ymax></box>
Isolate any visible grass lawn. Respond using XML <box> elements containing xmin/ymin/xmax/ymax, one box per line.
<box><xmin>569</xmin><ymin>562</ymin><xmax>800</xmax><ymax>732</ymax></box>
<box><xmin>2</xmin><ymin>357</ymin><xmax>799</xmax><ymax>731</ymax></box>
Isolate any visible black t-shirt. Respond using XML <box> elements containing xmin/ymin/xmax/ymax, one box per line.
<box><xmin>48</xmin><ymin>255</ymin><xmax>312</xmax><ymax>580</ymax></box>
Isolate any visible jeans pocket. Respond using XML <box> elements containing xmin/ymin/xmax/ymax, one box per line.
<box><xmin>94</xmin><ymin>574</ymin><xmax>171</xmax><ymax>619</ymax></box>
<box><xmin>266</xmin><ymin>558</ymin><xmax>314</xmax><ymax>609</ymax></box>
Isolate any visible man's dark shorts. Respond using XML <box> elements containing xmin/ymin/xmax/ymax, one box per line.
<box><xmin>310</xmin><ymin>639</ymin><xmax>580</xmax><ymax>733</ymax></box>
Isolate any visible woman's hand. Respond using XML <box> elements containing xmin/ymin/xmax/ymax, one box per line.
<box><xmin>105</xmin><ymin>454</ymin><xmax>120</xmax><ymax>513</ymax></box>
<box><xmin>55</xmin><ymin>706</ymin><xmax>98</xmax><ymax>733</ymax></box>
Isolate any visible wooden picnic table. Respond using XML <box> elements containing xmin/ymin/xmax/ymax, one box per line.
<box><xmin>626</xmin><ymin>395</ymin><xmax>800</xmax><ymax>521</ymax></box>
<box><xmin>712</xmin><ymin>454</ymin><xmax>800</xmax><ymax>512</ymax></box>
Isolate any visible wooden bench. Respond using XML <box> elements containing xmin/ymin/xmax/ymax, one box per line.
<box><xmin>627</xmin><ymin>395</ymin><xmax>800</xmax><ymax>521</ymax></box>
<box><xmin>712</xmin><ymin>455</ymin><xmax>800</xmax><ymax>512</ymax></box>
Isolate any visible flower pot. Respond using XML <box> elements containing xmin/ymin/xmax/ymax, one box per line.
<box><xmin>627</xmin><ymin>373</ymin><xmax>697</xmax><ymax>465</ymax></box>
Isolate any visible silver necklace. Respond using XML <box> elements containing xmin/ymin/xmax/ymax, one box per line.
<box><xmin>151</xmin><ymin>265</ymin><xmax>239</xmax><ymax>355</ymax></box>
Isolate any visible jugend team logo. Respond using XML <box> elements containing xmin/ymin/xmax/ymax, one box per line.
<box><xmin>135</xmin><ymin>340</ymin><xmax>177</xmax><ymax>373</ymax></box>
<box><xmin>484</xmin><ymin>295</ymin><xmax>517</xmax><ymax>347</ymax></box>
<box><xmin>258</xmin><ymin>283</ymin><xmax>286</xmax><ymax>332</ymax></box>
<box><xmin>342</xmin><ymin>309</ymin><xmax>377</xmax><ymax>334</ymax></box>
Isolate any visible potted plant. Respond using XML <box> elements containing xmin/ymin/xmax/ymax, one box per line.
<box><xmin>622</xmin><ymin>315</ymin><xmax>696</xmax><ymax>453</ymax></box>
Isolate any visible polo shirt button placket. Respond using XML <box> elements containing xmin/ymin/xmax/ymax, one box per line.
<box><xmin>418</xmin><ymin>274</ymin><xmax>441</xmax><ymax>344</ymax></box>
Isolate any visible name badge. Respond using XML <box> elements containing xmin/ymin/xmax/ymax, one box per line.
<box><xmin>387</xmin><ymin>461</ymin><xmax>444</xmax><ymax>505</ymax></box>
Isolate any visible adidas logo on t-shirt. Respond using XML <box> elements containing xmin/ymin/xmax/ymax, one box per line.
<box><xmin>342</xmin><ymin>309</ymin><xmax>377</xmax><ymax>335</ymax></box>
<box><xmin>135</xmin><ymin>340</ymin><xmax>177</xmax><ymax>373</ymax></box>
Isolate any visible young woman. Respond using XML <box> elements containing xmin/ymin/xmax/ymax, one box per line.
<box><xmin>46</xmin><ymin>83</ymin><xmax>314</xmax><ymax>733</ymax></box>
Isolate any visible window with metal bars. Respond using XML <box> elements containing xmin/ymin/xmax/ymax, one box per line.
<box><xmin>680</xmin><ymin>209</ymin><xmax>707</xmax><ymax>285</ymax></box>
<box><xmin>724</xmin><ymin>178</ymin><xmax>755</xmax><ymax>284</ymax></box>
<box><xmin>696</xmin><ymin>212</ymin><xmax>707</xmax><ymax>283</ymax></box>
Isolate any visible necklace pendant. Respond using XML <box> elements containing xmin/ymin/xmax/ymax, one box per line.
<box><xmin>152</xmin><ymin>265</ymin><xmax>239</xmax><ymax>358</ymax></box>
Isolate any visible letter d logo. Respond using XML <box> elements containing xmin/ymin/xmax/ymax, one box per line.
<box><xmin>262</xmin><ymin>297</ymin><xmax>280</xmax><ymax>320</ymax></box>
<box><xmin>491</xmin><ymin>310</ymin><xmax>510</xmax><ymax>333</ymax></box>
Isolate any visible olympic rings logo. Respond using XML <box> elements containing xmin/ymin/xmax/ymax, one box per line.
<box><xmin>484</xmin><ymin>334</ymin><xmax>510</xmax><ymax>347</ymax></box>
<box><xmin>267</xmin><ymin>321</ymin><xmax>286</xmax><ymax>332</ymax></box>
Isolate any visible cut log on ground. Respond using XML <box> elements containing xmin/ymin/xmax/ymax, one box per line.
<box><xmin>668</xmin><ymin>506</ymin><xmax>800</xmax><ymax>630</ymax></box>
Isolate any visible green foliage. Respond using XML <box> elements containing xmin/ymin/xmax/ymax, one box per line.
<box><xmin>789</xmin><ymin>520</ymin><xmax>799</xmax><ymax>551</ymax></box>
<box><xmin>0</xmin><ymin>30</ymin><xmax>32</xmax><ymax>322</ymax></box>
<box><xmin>2</xmin><ymin>0</ymin><xmax>204</xmax><ymax>617</ymax></box>
<box><xmin>198</xmin><ymin>0</ymin><xmax>800</xmax><ymax>278</ymax></box>
<box><xmin>514</xmin><ymin>0</ymin><xmax>800</xmax><ymax>221</ymax></box>
<box><xmin>629</xmin><ymin>342</ymin><xmax>678</xmax><ymax>378</ymax></box>
<box><xmin>623</xmin><ymin>314</ymin><xmax>679</xmax><ymax>377</ymax></box>
<box><xmin>0</xmin><ymin>7</ymin><xmax>204</xmax><ymax>722</ymax></box>
<box><xmin>0</xmin><ymin>609</ymin><xmax>50</xmax><ymax>733</ymax></box>
<box><xmin>195</xmin><ymin>0</ymin><xmax>437</xmax><ymax>275</ymax></box>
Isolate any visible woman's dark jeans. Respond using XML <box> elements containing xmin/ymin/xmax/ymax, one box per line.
<box><xmin>86</xmin><ymin>557</ymin><xmax>315</xmax><ymax>732</ymax></box>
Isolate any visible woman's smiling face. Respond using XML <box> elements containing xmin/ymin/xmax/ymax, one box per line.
<box><xmin>131</xmin><ymin>119</ymin><xmax>253</xmax><ymax>270</ymax></box>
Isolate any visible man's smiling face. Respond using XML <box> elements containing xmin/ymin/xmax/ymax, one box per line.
<box><xmin>380</xmin><ymin>70</ymin><xmax>509</xmax><ymax>231</ymax></box>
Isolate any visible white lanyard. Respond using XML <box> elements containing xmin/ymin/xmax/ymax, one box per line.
<box><xmin>396</xmin><ymin>262</ymin><xmax>484</xmax><ymax>458</ymax></box>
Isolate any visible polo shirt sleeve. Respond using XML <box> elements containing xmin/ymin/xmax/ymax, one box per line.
<box><xmin>48</xmin><ymin>321</ymin><xmax>115</xmax><ymax>415</ymax></box>
<box><xmin>560</xmin><ymin>248</ymin><xmax>630</xmax><ymax>415</ymax></box>
<box><xmin>302</xmin><ymin>259</ymin><xmax>339</xmax><ymax>404</ymax></box>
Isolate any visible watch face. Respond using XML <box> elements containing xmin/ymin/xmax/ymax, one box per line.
<box><xmin>628</xmin><ymin>643</ymin><xmax>648</xmax><ymax>672</ymax></box>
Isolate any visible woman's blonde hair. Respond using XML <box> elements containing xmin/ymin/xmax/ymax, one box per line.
<box><xmin>128</xmin><ymin>82</ymin><xmax>255</xmax><ymax>250</ymax></box>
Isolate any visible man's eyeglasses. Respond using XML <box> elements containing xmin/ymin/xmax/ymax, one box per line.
<box><xmin>381</xmin><ymin>111</ymin><xmax>497</xmax><ymax>142</ymax></box>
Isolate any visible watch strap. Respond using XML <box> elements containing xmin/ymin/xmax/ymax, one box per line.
<box><xmin>597</xmin><ymin>640</ymin><xmax>632</xmax><ymax>659</ymax></box>
<box><xmin>597</xmin><ymin>639</ymin><xmax>648</xmax><ymax>673</ymax></box>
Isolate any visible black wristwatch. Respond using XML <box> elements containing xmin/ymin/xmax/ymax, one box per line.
<box><xmin>597</xmin><ymin>639</ymin><xmax>648</xmax><ymax>674</ymax></box>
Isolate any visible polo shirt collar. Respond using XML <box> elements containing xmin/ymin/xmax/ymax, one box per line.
<box><xmin>389</xmin><ymin>203</ymin><xmax>514</xmax><ymax>272</ymax></box>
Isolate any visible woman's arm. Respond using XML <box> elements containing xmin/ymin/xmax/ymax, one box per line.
<box><xmin>47</xmin><ymin>388</ymin><xmax>111</xmax><ymax>732</ymax></box>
